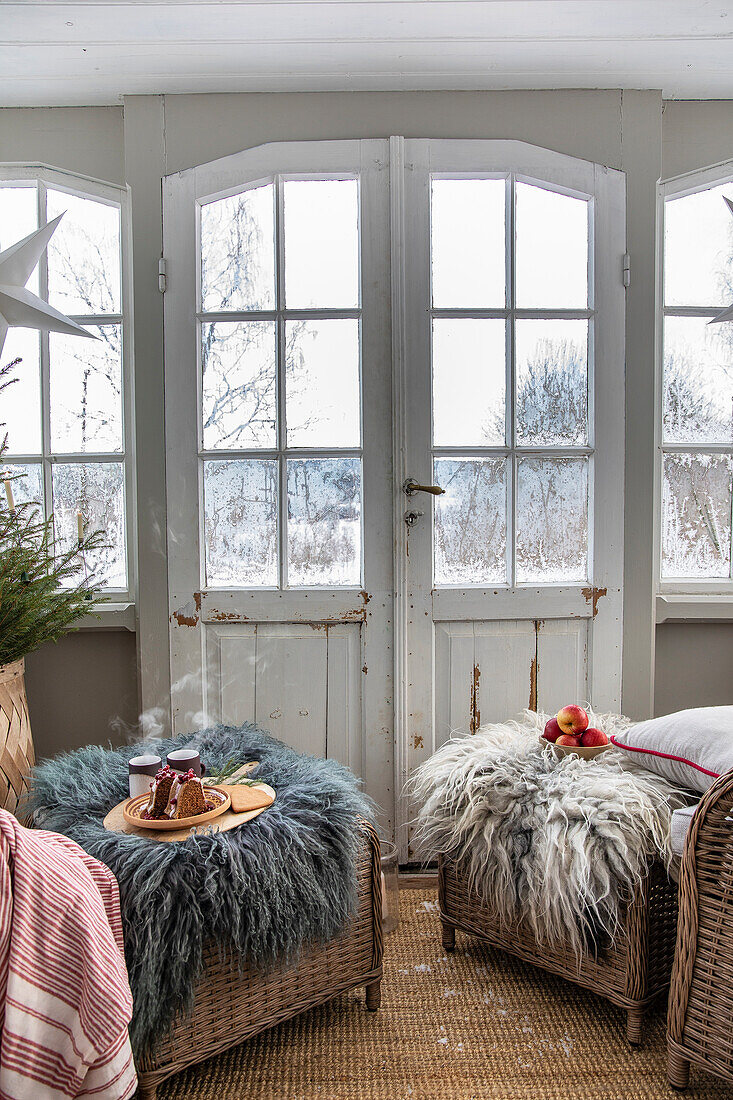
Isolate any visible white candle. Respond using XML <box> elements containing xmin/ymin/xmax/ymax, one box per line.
<box><xmin>77</xmin><ymin>510</ymin><xmax>84</xmax><ymax>542</ymax></box>
<box><xmin>4</xmin><ymin>480</ymin><xmax>15</xmax><ymax>513</ymax></box>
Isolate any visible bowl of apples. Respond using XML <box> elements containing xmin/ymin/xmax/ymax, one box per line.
<box><xmin>541</xmin><ymin>705</ymin><xmax>610</xmax><ymax>759</ymax></box>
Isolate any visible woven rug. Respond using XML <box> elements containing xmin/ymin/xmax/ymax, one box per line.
<box><xmin>159</xmin><ymin>889</ymin><xmax>732</xmax><ymax>1100</ymax></box>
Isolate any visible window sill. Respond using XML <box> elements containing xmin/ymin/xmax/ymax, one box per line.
<box><xmin>656</xmin><ymin>595</ymin><xmax>733</xmax><ymax>624</ymax></box>
<box><xmin>74</xmin><ymin>602</ymin><xmax>136</xmax><ymax>632</ymax></box>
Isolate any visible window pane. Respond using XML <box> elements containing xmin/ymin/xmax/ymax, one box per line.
<box><xmin>204</xmin><ymin>459</ymin><xmax>278</xmax><ymax>587</ymax></box>
<box><xmin>665</xmin><ymin>184</ymin><xmax>733</xmax><ymax>307</ymax></box>
<box><xmin>431</xmin><ymin>179</ymin><xmax>505</xmax><ymax>308</ymax></box>
<box><xmin>434</xmin><ymin>458</ymin><xmax>507</xmax><ymax>585</ymax></box>
<box><xmin>515</xmin><ymin>319</ymin><xmax>588</xmax><ymax>446</ymax></box>
<box><xmin>49</xmin><ymin>325</ymin><xmax>122</xmax><ymax>453</ymax></box>
<box><xmin>1</xmin><ymin>328</ymin><xmax>41</xmax><ymax>454</ymax></box>
<box><xmin>516</xmin><ymin>457</ymin><xmax>588</xmax><ymax>583</ymax></box>
<box><xmin>287</xmin><ymin>458</ymin><xmax>361</xmax><ymax>586</ymax></box>
<box><xmin>0</xmin><ymin>184</ymin><xmax>38</xmax><ymax>293</ymax></box>
<box><xmin>286</xmin><ymin>320</ymin><xmax>360</xmax><ymax>447</ymax></box>
<box><xmin>1</xmin><ymin>463</ymin><xmax>43</xmax><ymax>520</ymax></box>
<box><xmin>432</xmin><ymin>319</ymin><xmax>505</xmax><ymax>446</ymax></box>
<box><xmin>201</xmin><ymin>184</ymin><xmax>275</xmax><ymax>312</ymax></box>
<box><xmin>47</xmin><ymin>190</ymin><xmax>120</xmax><ymax>315</ymax></box>
<box><xmin>515</xmin><ymin>182</ymin><xmax>588</xmax><ymax>309</ymax></box>
<box><xmin>202</xmin><ymin>321</ymin><xmax>276</xmax><ymax>449</ymax></box>
<box><xmin>52</xmin><ymin>462</ymin><xmax>126</xmax><ymax>589</ymax></box>
<box><xmin>663</xmin><ymin>316</ymin><xmax>733</xmax><ymax>444</ymax></box>
<box><xmin>284</xmin><ymin>179</ymin><xmax>359</xmax><ymax>309</ymax></box>
<box><xmin>662</xmin><ymin>453</ymin><xmax>732</xmax><ymax>579</ymax></box>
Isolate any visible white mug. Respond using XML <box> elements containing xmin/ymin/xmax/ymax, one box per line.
<box><xmin>166</xmin><ymin>748</ymin><xmax>205</xmax><ymax>777</ymax></box>
<box><xmin>128</xmin><ymin>754</ymin><xmax>162</xmax><ymax>799</ymax></box>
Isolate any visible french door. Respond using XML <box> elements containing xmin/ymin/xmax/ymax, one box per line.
<box><xmin>163</xmin><ymin>138</ymin><xmax>625</xmax><ymax>851</ymax></box>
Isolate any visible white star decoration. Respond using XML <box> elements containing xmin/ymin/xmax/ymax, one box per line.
<box><xmin>0</xmin><ymin>214</ymin><xmax>96</xmax><ymax>357</ymax></box>
<box><xmin>709</xmin><ymin>195</ymin><xmax>733</xmax><ymax>325</ymax></box>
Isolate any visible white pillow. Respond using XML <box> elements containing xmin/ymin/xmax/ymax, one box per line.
<box><xmin>611</xmin><ymin>706</ymin><xmax>733</xmax><ymax>793</ymax></box>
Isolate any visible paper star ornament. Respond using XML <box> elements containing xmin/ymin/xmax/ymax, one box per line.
<box><xmin>0</xmin><ymin>214</ymin><xmax>97</xmax><ymax>356</ymax></box>
<box><xmin>709</xmin><ymin>195</ymin><xmax>733</xmax><ymax>325</ymax></box>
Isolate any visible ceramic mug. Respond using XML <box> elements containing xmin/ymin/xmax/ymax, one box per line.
<box><xmin>166</xmin><ymin>748</ymin><xmax>205</xmax><ymax>777</ymax></box>
<box><xmin>128</xmin><ymin>754</ymin><xmax>162</xmax><ymax>799</ymax></box>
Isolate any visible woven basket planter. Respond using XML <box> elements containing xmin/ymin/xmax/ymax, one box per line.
<box><xmin>0</xmin><ymin>658</ymin><xmax>35</xmax><ymax>820</ymax></box>
<box><xmin>135</xmin><ymin>820</ymin><xmax>383</xmax><ymax>1100</ymax></box>
<box><xmin>439</xmin><ymin>854</ymin><xmax>677</xmax><ymax>1045</ymax></box>
<box><xmin>667</xmin><ymin>772</ymin><xmax>733</xmax><ymax>1090</ymax></box>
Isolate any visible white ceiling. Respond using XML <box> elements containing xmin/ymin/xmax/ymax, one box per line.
<box><xmin>2</xmin><ymin>1</ymin><xmax>733</xmax><ymax>107</ymax></box>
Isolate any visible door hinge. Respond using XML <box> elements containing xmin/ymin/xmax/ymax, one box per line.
<box><xmin>622</xmin><ymin>252</ymin><xmax>631</xmax><ymax>288</ymax></box>
<box><xmin>158</xmin><ymin>257</ymin><xmax>167</xmax><ymax>293</ymax></box>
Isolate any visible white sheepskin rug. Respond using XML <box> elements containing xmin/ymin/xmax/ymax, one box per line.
<box><xmin>409</xmin><ymin>709</ymin><xmax>685</xmax><ymax>955</ymax></box>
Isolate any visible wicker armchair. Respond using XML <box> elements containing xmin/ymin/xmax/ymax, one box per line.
<box><xmin>136</xmin><ymin>821</ymin><xmax>383</xmax><ymax>1100</ymax></box>
<box><xmin>668</xmin><ymin>771</ymin><xmax>733</xmax><ymax>1089</ymax></box>
<box><xmin>439</xmin><ymin>854</ymin><xmax>677</xmax><ymax>1045</ymax></box>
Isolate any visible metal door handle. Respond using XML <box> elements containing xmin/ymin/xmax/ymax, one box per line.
<box><xmin>403</xmin><ymin>478</ymin><xmax>445</xmax><ymax>496</ymax></box>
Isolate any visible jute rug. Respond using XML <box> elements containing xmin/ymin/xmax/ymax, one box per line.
<box><xmin>159</xmin><ymin>889</ymin><xmax>732</xmax><ymax>1100</ymax></box>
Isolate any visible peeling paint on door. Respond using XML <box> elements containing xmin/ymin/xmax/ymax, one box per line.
<box><xmin>469</xmin><ymin>663</ymin><xmax>481</xmax><ymax>734</ymax></box>
<box><xmin>581</xmin><ymin>586</ymin><xmax>608</xmax><ymax>617</ymax></box>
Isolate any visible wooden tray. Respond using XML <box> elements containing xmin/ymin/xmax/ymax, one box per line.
<box><xmin>123</xmin><ymin>785</ymin><xmax>231</xmax><ymax>830</ymax></box>
<box><xmin>105</xmin><ymin>784</ymin><xmax>276</xmax><ymax>842</ymax></box>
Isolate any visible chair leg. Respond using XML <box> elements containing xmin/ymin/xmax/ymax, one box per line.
<box><xmin>441</xmin><ymin>920</ymin><xmax>456</xmax><ymax>953</ymax></box>
<box><xmin>626</xmin><ymin>1007</ymin><xmax>643</xmax><ymax>1046</ymax></box>
<box><xmin>366</xmin><ymin>979</ymin><xmax>381</xmax><ymax>1011</ymax></box>
<box><xmin>667</xmin><ymin>1049</ymin><xmax>691</xmax><ymax>1090</ymax></box>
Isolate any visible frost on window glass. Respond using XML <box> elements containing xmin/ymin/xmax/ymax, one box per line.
<box><xmin>515</xmin><ymin>319</ymin><xmax>588</xmax><ymax>446</ymax></box>
<box><xmin>433</xmin><ymin>458</ymin><xmax>507</xmax><ymax>586</ymax></box>
<box><xmin>1</xmin><ymin>328</ymin><xmax>41</xmax><ymax>454</ymax></box>
<box><xmin>515</xmin><ymin>182</ymin><xmax>588</xmax><ymax>309</ymax></box>
<box><xmin>662</xmin><ymin>453</ymin><xmax>732</xmax><ymax>579</ymax></box>
<box><xmin>665</xmin><ymin>184</ymin><xmax>733</xmax><ymax>307</ymax></box>
<box><xmin>204</xmin><ymin>459</ymin><xmax>278</xmax><ymax>587</ymax></box>
<box><xmin>516</xmin><ymin>457</ymin><xmax>588</xmax><ymax>583</ymax></box>
<box><xmin>1</xmin><ymin>464</ymin><xmax>43</xmax><ymax>520</ymax></box>
<box><xmin>52</xmin><ymin>462</ymin><xmax>126</xmax><ymax>588</ymax></box>
<box><xmin>663</xmin><ymin>316</ymin><xmax>733</xmax><ymax>444</ymax></box>
<box><xmin>285</xmin><ymin>319</ymin><xmax>360</xmax><ymax>448</ymax></box>
<box><xmin>202</xmin><ymin>321</ymin><xmax>277</xmax><ymax>449</ymax></box>
<box><xmin>49</xmin><ymin>326</ymin><xmax>123</xmax><ymax>453</ymax></box>
<box><xmin>47</xmin><ymin>190</ymin><xmax>120</xmax><ymax>315</ymax></box>
<box><xmin>201</xmin><ymin>184</ymin><xmax>275</xmax><ymax>313</ymax></box>
<box><xmin>287</xmin><ymin>458</ymin><xmax>361</xmax><ymax>586</ymax></box>
<box><xmin>284</xmin><ymin>180</ymin><xmax>359</xmax><ymax>309</ymax></box>
<box><xmin>431</xmin><ymin>178</ymin><xmax>506</xmax><ymax>308</ymax></box>
<box><xmin>432</xmin><ymin>319</ymin><xmax>506</xmax><ymax>447</ymax></box>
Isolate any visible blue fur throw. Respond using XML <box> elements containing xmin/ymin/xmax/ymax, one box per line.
<box><xmin>28</xmin><ymin>723</ymin><xmax>372</xmax><ymax>1055</ymax></box>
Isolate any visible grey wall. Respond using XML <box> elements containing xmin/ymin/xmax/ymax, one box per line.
<box><xmin>2</xmin><ymin>90</ymin><xmax>733</xmax><ymax>757</ymax></box>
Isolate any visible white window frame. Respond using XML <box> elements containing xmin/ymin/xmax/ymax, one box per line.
<box><xmin>0</xmin><ymin>163</ymin><xmax>135</xmax><ymax>619</ymax></box>
<box><xmin>656</xmin><ymin>160</ymin><xmax>733</xmax><ymax>623</ymax></box>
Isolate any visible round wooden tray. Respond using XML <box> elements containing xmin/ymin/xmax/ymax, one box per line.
<box><xmin>104</xmin><ymin>784</ymin><xmax>276</xmax><ymax>842</ymax></box>
<box><xmin>123</xmin><ymin>785</ymin><xmax>231</xmax><ymax>830</ymax></box>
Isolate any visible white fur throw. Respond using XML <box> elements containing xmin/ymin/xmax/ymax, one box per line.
<box><xmin>409</xmin><ymin>710</ymin><xmax>684</xmax><ymax>955</ymax></box>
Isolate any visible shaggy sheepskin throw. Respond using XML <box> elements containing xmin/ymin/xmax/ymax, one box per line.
<box><xmin>28</xmin><ymin>723</ymin><xmax>372</xmax><ymax>1055</ymax></box>
<box><xmin>410</xmin><ymin>710</ymin><xmax>685</xmax><ymax>955</ymax></box>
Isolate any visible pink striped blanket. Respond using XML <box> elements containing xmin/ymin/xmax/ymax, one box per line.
<box><xmin>0</xmin><ymin>810</ymin><xmax>136</xmax><ymax>1099</ymax></box>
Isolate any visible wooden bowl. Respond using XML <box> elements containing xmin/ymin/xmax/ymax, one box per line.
<box><xmin>123</xmin><ymin>785</ymin><xmax>231</xmax><ymax>830</ymax></box>
<box><xmin>540</xmin><ymin>735</ymin><xmax>611</xmax><ymax>760</ymax></box>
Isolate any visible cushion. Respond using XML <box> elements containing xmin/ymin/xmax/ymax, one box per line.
<box><xmin>610</xmin><ymin>706</ymin><xmax>733</xmax><ymax>792</ymax></box>
<box><xmin>670</xmin><ymin>803</ymin><xmax>698</xmax><ymax>858</ymax></box>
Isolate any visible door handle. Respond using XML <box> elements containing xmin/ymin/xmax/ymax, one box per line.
<box><xmin>403</xmin><ymin>478</ymin><xmax>445</xmax><ymax>497</ymax></box>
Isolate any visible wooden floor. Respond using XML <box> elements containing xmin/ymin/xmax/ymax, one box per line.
<box><xmin>160</xmin><ymin>888</ymin><xmax>732</xmax><ymax>1100</ymax></box>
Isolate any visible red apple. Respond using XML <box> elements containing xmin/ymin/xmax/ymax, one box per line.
<box><xmin>543</xmin><ymin>717</ymin><xmax>563</xmax><ymax>743</ymax></box>
<box><xmin>556</xmin><ymin>733</ymin><xmax>581</xmax><ymax>747</ymax></box>
<box><xmin>580</xmin><ymin>727</ymin><xmax>608</xmax><ymax>747</ymax></box>
<box><xmin>556</xmin><ymin>704</ymin><xmax>589</xmax><ymax>736</ymax></box>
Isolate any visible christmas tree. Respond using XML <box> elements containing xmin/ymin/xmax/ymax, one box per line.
<box><xmin>0</xmin><ymin>358</ymin><xmax>104</xmax><ymax>666</ymax></box>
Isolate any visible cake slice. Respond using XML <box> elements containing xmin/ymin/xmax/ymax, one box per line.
<box><xmin>173</xmin><ymin>769</ymin><xmax>206</xmax><ymax>819</ymax></box>
<box><xmin>146</xmin><ymin>765</ymin><xmax>176</xmax><ymax>818</ymax></box>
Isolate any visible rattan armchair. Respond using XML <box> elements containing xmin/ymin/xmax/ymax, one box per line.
<box><xmin>668</xmin><ymin>771</ymin><xmax>733</xmax><ymax>1090</ymax></box>
<box><xmin>136</xmin><ymin>820</ymin><xmax>383</xmax><ymax>1100</ymax></box>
